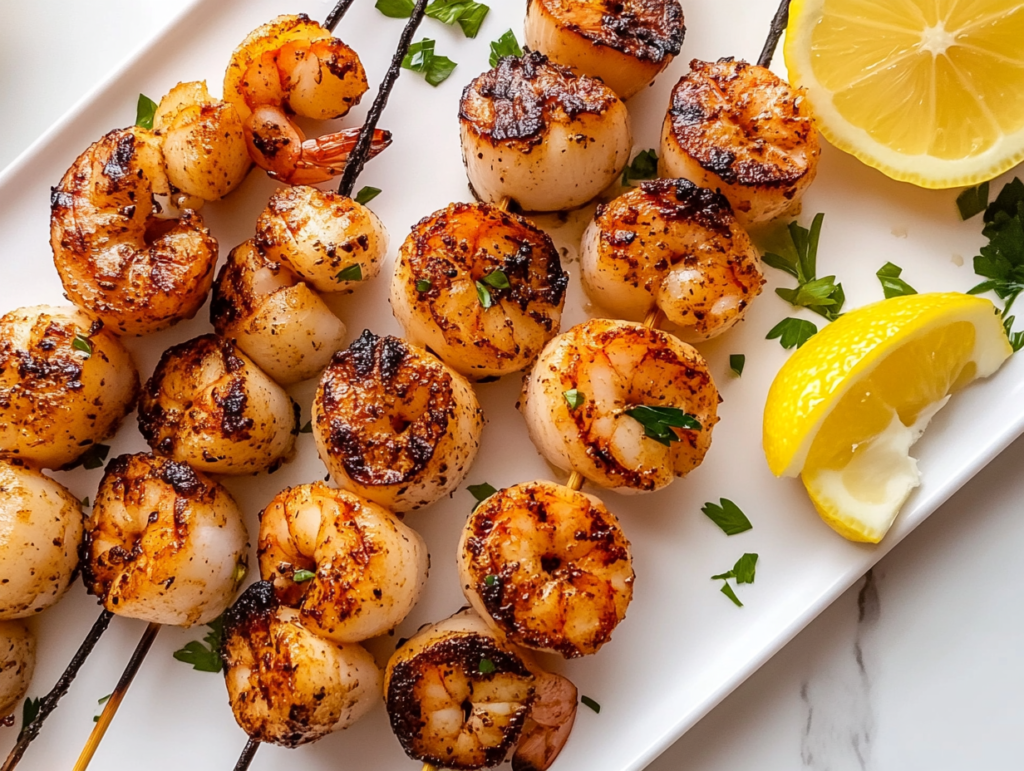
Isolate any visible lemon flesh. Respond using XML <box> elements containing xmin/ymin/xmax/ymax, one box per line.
<box><xmin>763</xmin><ymin>293</ymin><xmax>1012</xmax><ymax>543</ymax></box>
<box><xmin>785</xmin><ymin>0</ymin><xmax>1024</xmax><ymax>188</ymax></box>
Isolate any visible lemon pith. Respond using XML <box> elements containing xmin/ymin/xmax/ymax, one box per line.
<box><xmin>763</xmin><ymin>293</ymin><xmax>1012</xmax><ymax>542</ymax></box>
<box><xmin>785</xmin><ymin>0</ymin><xmax>1024</xmax><ymax>189</ymax></box>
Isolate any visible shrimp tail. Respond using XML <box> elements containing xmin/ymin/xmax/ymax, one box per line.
<box><xmin>286</xmin><ymin>127</ymin><xmax>393</xmax><ymax>184</ymax></box>
<box><xmin>512</xmin><ymin>672</ymin><xmax>579</xmax><ymax>771</ymax></box>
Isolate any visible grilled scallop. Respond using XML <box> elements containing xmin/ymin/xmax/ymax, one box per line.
<box><xmin>0</xmin><ymin>305</ymin><xmax>139</xmax><ymax>469</ymax></box>
<box><xmin>258</xmin><ymin>483</ymin><xmax>428</xmax><ymax>643</ymax></box>
<box><xmin>385</xmin><ymin>608</ymin><xmax>578</xmax><ymax>771</ymax></box>
<box><xmin>210</xmin><ymin>240</ymin><xmax>347</xmax><ymax>386</ymax></box>
<box><xmin>81</xmin><ymin>453</ymin><xmax>249</xmax><ymax>627</ymax></box>
<box><xmin>458</xmin><ymin>480</ymin><xmax>634</xmax><ymax>658</ymax></box>
<box><xmin>313</xmin><ymin>330</ymin><xmax>483</xmax><ymax>513</ymax></box>
<box><xmin>460</xmin><ymin>51</ymin><xmax>632</xmax><ymax>212</ymax></box>
<box><xmin>580</xmin><ymin>178</ymin><xmax>764</xmax><ymax>342</ymax></box>
<box><xmin>660</xmin><ymin>58</ymin><xmax>821</xmax><ymax>225</ymax></box>
<box><xmin>222</xmin><ymin>581</ymin><xmax>381</xmax><ymax>748</ymax></box>
<box><xmin>0</xmin><ymin>621</ymin><xmax>35</xmax><ymax>717</ymax></box>
<box><xmin>138</xmin><ymin>335</ymin><xmax>298</xmax><ymax>475</ymax></box>
<box><xmin>0</xmin><ymin>458</ymin><xmax>83</xmax><ymax>619</ymax></box>
<box><xmin>255</xmin><ymin>185</ymin><xmax>389</xmax><ymax>294</ymax></box>
<box><xmin>50</xmin><ymin>127</ymin><xmax>219</xmax><ymax>336</ymax></box>
<box><xmin>521</xmin><ymin>318</ymin><xmax>719</xmax><ymax>493</ymax></box>
<box><xmin>525</xmin><ymin>0</ymin><xmax>685</xmax><ymax>99</ymax></box>
<box><xmin>391</xmin><ymin>202</ymin><xmax>569</xmax><ymax>380</ymax></box>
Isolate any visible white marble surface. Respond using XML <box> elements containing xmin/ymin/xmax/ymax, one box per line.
<box><xmin>3</xmin><ymin>2</ymin><xmax>1024</xmax><ymax>770</ymax></box>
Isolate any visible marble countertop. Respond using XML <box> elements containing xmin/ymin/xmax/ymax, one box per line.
<box><xmin>4</xmin><ymin>2</ymin><xmax>1023</xmax><ymax>769</ymax></box>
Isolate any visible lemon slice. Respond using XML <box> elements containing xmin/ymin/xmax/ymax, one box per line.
<box><xmin>785</xmin><ymin>0</ymin><xmax>1024</xmax><ymax>188</ymax></box>
<box><xmin>763</xmin><ymin>293</ymin><xmax>1012</xmax><ymax>542</ymax></box>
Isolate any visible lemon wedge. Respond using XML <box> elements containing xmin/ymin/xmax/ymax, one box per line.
<box><xmin>763</xmin><ymin>293</ymin><xmax>1012</xmax><ymax>542</ymax></box>
<box><xmin>784</xmin><ymin>0</ymin><xmax>1024</xmax><ymax>188</ymax></box>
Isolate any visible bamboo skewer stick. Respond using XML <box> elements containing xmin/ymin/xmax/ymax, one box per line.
<box><xmin>757</xmin><ymin>0</ymin><xmax>791</xmax><ymax>68</ymax></box>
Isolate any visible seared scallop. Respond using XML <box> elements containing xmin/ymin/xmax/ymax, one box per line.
<box><xmin>0</xmin><ymin>621</ymin><xmax>35</xmax><ymax>716</ymax></box>
<box><xmin>138</xmin><ymin>335</ymin><xmax>298</xmax><ymax>475</ymax></box>
<box><xmin>0</xmin><ymin>305</ymin><xmax>139</xmax><ymax>469</ymax></box>
<box><xmin>525</xmin><ymin>0</ymin><xmax>685</xmax><ymax>99</ymax></box>
<box><xmin>391</xmin><ymin>201</ymin><xmax>568</xmax><ymax>379</ymax></box>
<box><xmin>313</xmin><ymin>330</ymin><xmax>484</xmax><ymax>513</ymax></box>
<box><xmin>460</xmin><ymin>51</ymin><xmax>632</xmax><ymax>212</ymax></box>
<box><xmin>0</xmin><ymin>458</ymin><xmax>83</xmax><ymax>619</ymax></box>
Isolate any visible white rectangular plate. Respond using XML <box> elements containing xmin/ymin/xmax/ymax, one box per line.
<box><xmin>2</xmin><ymin>1</ymin><xmax>1022</xmax><ymax>770</ymax></box>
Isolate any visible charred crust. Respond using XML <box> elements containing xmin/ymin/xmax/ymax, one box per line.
<box><xmin>159</xmin><ymin>458</ymin><xmax>204</xmax><ymax>497</ymax></box>
<box><xmin>222</xmin><ymin>580</ymin><xmax>278</xmax><ymax>657</ymax></box>
<box><xmin>460</xmin><ymin>50</ymin><xmax>619</xmax><ymax>147</ymax></box>
<box><xmin>539</xmin><ymin>0</ymin><xmax>685</xmax><ymax>62</ymax></box>
<box><xmin>628</xmin><ymin>178</ymin><xmax>736</xmax><ymax>234</ymax></box>
<box><xmin>386</xmin><ymin>636</ymin><xmax>534</xmax><ymax>768</ymax></box>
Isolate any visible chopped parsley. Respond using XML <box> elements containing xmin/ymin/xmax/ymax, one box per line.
<box><xmin>720</xmin><ymin>582</ymin><xmax>743</xmax><ymax>607</ymax></box>
<box><xmin>172</xmin><ymin>615</ymin><xmax>224</xmax><ymax>673</ymax></box>
<box><xmin>876</xmin><ymin>262</ymin><xmax>917</xmax><ymax>298</ymax></box>
<box><xmin>621</xmin><ymin>149</ymin><xmax>659</xmax><ymax>186</ymax></box>
<box><xmin>484</xmin><ymin>575</ymin><xmax>498</xmax><ymax>587</ymax></box>
<box><xmin>701</xmin><ymin>499</ymin><xmax>752</xmax><ymax>536</ymax></box>
<box><xmin>18</xmin><ymin>697</ymin><xmax>40</xmax><ymax>739</ymax></box>
<box><xmin>468</xmin><ymin>482</ymin><xmax>498</xmax><ymax>511</ymax></box>
<box><xmin>93</xmin><ymin>693</ymin><xmax>112</xmax><ymax>722</ymax></box>
<box><xmin>625</xmin><ymin>405</ymin><xmax>701</xmax><ymax>447</ymax></box>
<box><xmin>957</xmin><ymin>182</ymin><xmax>989</xmax><ymax>221</ymax></box>
<box><xmin>293</xmin><ymin>569</ymin><xmax>316</xmax><ymax>583</ymax></box>
<box><xmin>402</xmin><ymin>38</ymin><xmax>458</xmax><ymax>87</ymax></box>
<box><xmin>763</xmin><ymin>213</ymin><xmax>845</xmax><ymax>321</ymax></box>
<box><xmin>563</xmin><ymin>389</ymin><xmax>584</xmax><ymax>410</ymax></box>
<box><xmin>416</xmin><ymin>279</ymin><xmax>432</xmax><ymax>293</ymax></box>
<box><xmin>425</xmin><ymin>0</ymin><xmax>490</xmax><ymax>37</ymax></box>
<box><xmin>489</xmin><ymin>29</ymin><xmax>523</xmax><ymax>67</ymax></box>
<box><xmin>581</xmin><ymin>695</ymin><xmax>601</xmax><ymax>713</ymax></box>
<box><xmin>336</xmin><ymin>264</ymin><xmax>363</xmax><ymax>282</ymax></box>
<box><xmin>79</xmin><ymin>443</ymin><xmax>110</xmax><ymax>471</ymax></box>
<box><xmin>72</xmin><ymin>333</ymin><xmax>93</xmax><ymax>358</ymax></box>
<box><xmin>354</xmin><ymin>186</ymin><xmax>382</xmax><ymax>205</ymax></box>
<box><xmin>300</xmin><ymin>420</ymin><xmax>313</xmax><ymax>434</ymax></box>
<box><xmin>1004</xmin><ymin>315</ymin><xmax>1024</xmax><ymax>353</ymax></box>
<box><xmin>712</xmin><ymin>553</ymin><xmax>758</xmax><ymax>607</ymax></box>
<box><xmin>481</xmin><ymin>270</ymin><xmax>510</xmax><ymax>289</ymax></box>
<box><xmin>478</xmin><ymin>658</ymin><xmax>496</xmax><ymax>674</ymax></box>
<box><xmin>376</xmin><ymin>0</ymin><xmax>415</xmax><ymax>17</ymax></box>
<box><xmin>729</xmin><ymin>354</ymin><xmax>745</xmax><ymax>377</ymax></box>
<box><xmin>80</xmin><ymin>497</ymin><xmax>91</xmax><ymax>508</ymax></box>
<box><xmin>135</xmin><ymin>94</ymin><xmax>157</xmax><ymax>130</ymax></box>
<box><xmin>475</xmin><ymin>281</ymin><xmax>494</xmax><ymax>308</ymax></box>
<box><xmin>966</xmin><ymin>177</ymin><xmax>1024</xmax><ymax>327</ymax></box>
<box><xmin>766</xmin><ymin>317</ymin><xmax>817</xmax><ymax>350</ymax></box>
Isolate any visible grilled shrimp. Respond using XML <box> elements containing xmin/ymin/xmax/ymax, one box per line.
<box><xmin>580</xmin><ymin>179</ymin><xmax>764</xmax><ymax>342</ymax></box>
<box><xmin>0</xmin><ymin>621</ymin><xmax>35</xmax><ymax>717</ymax></box>
<box><xmin>224</xmin><ymin>14</ymin><xmax>388</xmax><ymax>185</ymax></box>
<box><xmin>222</xmin><ymin>581</ymin><xmax>381</xmax><ymax>748</ymax></box>
<box><xmin>391</xmin><ymin>202</ymin><xmax>569</xmax><ymax>380</ymax></box>
<box><xmin>152</xmin><ymin>80</ymin><xmax>251</xmax><ymax>204</ymax></box>
<box><xmin>210</xmin><ymin>240</ymin><xmax>347</xmax><ymax>386</ymax></box>
<box><xmin>525</xmin><ymin>0</ymin><xmax>685</xmax><ymax>99</ymax></box>
<box><xmin>313</xmin><ymin>330</ymin><xmax>483</xmax><ymax>513</ymax></box>
<box><xmin>0</xmin><ymin>306</ymin><xmax>139</xmax><ymax>469</ymax></box>
<box><xmin>521</xmin><ymin>319</ymin><xmax>719</xmax><ymax>492</ymax></box>
<box><xmin>0</xmin><ymin>458</ymin><xmax>82</xmax><ymax>619</ymax></box>
<box><xmin>137</xmin><ymin>335</ymin><xmax>298</xmax><ymax>475</ymax></box>
<box><xmin>82</xmin><ymin>454</ymin><xmax>248</xmax><ymax>627</ymax></box>
<box><xmin>50</xmin><ymin>127</ymin><xmax>219</xmax><ymax>336</ymax></box>
<box><xmin>258</xmin><ymin>483</ymin><xmax>428</xmax><ymax>643</ymax></box>
<box><xmin>255</xmin><ymin>185</ymin><xmax>389</xmax><ymax>293</ymax></box>
<box><xmin>385</xmin><ymin>608</ymin><xmax>578</xmax><ymax>771</ymax></box>
<box><xmin>660</xmin><ymin>58</ymin><xmax>821</xmax><ymax>225</ymax></box>
<box><xmin>458</xmin><ymin>480</ymin><xmax>633</xmax><ymax>658</ymax></box>
<box><xmin>460</xmin><ymin>51</ymin><xmax>632</xmax><ymax>212</ymax></box>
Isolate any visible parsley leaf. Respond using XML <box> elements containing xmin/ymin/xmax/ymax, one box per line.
<box><xmin>81</xmin><ymin>496</ymin><xmax>91</xmax><ymax>508</ymax></box>
<box><xmin>621</xmin><ymin>149</ymin><xmax>659</xmax><ymax>186</ymax></box>
<box><xmin>957</xmin><ymin>182</ymin><xmax>989</xmax><ymax>220</ymax></box>
<box><xmin>135</xmin><ymin>94</ymin><xmax>158</xmax><ymax>130</ymax></box>
<box><xmin>967</xmin><ymin>178</ymin><xmax>1024</xmax><ymax>325</ymax></box>
<box><xmin>336</xmin><ymin>264</ymin><xmax>363</xmax><ymax>282</ymax></box>
<box><xmin>300</xmin><ymin>420</ymin><xmax>313</xmax><ymax>434</ymax></box>
<box><xmin>712</xmin><ymin>553</ymin><xmax>758</xmax><ymax>606</ymax></box>
<box><xmin>701</xmin><ymin>498</ymin><xmax>752</xmax><ymax>535</ymax></box>
<box><xmin>402</xmin><ymin>38</ymin><xmax>458</xmax><ymax>86</ymax></box>
<box><xmin>93</xmin><ymin>693</ymin><xmax>112</xmax><ymax>722</ymax></box>
<box><xmin>766</xmin><ymin>317</ymin><xmax>817</xmax><ymax>349</ymax></box>
<box><xmin>489</xmin><ymin>29</ymin><xmax>523</xmax><ymax>67</ymax></box>
<box><xmin>79</xmin><ymin>443</ymin><xmax>110</xmax><ymax>471</ymax></box>
<box><xmin>478</xmin><ymin>658</ymin><xmax>496</xmax><ymax>674</ymax></box>
<box><xmin>172</xmin><ymin>615</ymin><xmax>224</xmax><ymax>673</ymax></box>
<box><xmin>72</xmin><ymin>333</ymin><xmax>93</xmax><ymax>358</ymax></box>
<box><xmin>581</xmin><ymin>695</ymin><xmax>601</xmax><ymax>713</ymax></box>
<box><xmin>720</xmin><ymin>582</ymin><xmax>743</xmax><ymax>607</ymax></box>
<box><xmin>1004</xmin><ymin>315</ymin><xmax>1024</xmax><ymax>353</ymax></box>
<box><xmin>18</xmin><ymin>697</ymin><xmax>40</xmax><ymax>739</ymax></box>
<box><xmin>293</xmin><ymin>569</ymin><xmax>316</xmax><ymax>583</ymax></box>
<box><xmin>468</xmin><ymin>482</ymin><xmax>498</xmax><ymax>510</ymax></box>
<box><xmin>729</xmin><ymin>354</ymin><xmax>745</xmax><ymax>376</ymax></box>
<box><xmin>355</xmin><ymin>186</ymin><xmax>382</xmax><ymax>205</ymax></box>
<box><xmin>475</xmin><ymin>280</ymin><xmax>493</xmax><ymax>308</ymax></box>
<box><xmin>876</xmin><ymin>262</ymin><xmax>918</xmax><ymax>298</ymax></box>
<box><xmin>484</xmin><ymin>574</ymin><xmax>498</xmax><ymax>587</ymax></box>
<box><xmin>416</xmin><ymin>279</ymin><xmax>432</xmax><ymax>292</ymax></box>
<box><xmin>563</xmin><ymin>389</ymin><xmax>584</xmax><ymax>409</ymax></box>
<box><xmin>764</xmin><ymin>214</ymin><xmax>844</xmax><ymax>320</ymax></box>
<box><xmin>426</xmin><ymin>0</ymin><xmax>490</xmax><ymax>37</ymax></box>
<box><xmin>481</xmin><ymin>270</ymin><xmax>510</xmax><ymax>289</ymax></box>
<box><xmin>625</xmin><ymin>405</ymin><xmax>701</xmax><ymax>446</ymax></box>
<box><xmin>376</xmin><ymin>0</ymin><xmax>415</xmax><ymax>17</ymax></box>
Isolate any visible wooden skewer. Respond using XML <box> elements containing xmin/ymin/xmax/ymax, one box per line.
<box><xmin>757</xmin><ymin>0</ymin><xmax>791</xmax><ymax>68</ymax></box>
<box><xmin>72</xmin><ymin>623</ymin><xmax>161</xmax><ymax>771</ymax></box>
<box><xmin>232</xmin><ymin>738</ymin><xmax>261</xmax><ymax>771</ymax></box>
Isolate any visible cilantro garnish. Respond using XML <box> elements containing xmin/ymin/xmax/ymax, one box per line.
<box><xmin>135</xmin><ymin>94</ymin><xmax>157</xmax><ymax>130</ymax></box>
<box><xmin>621</xmin><ymin>149</ymin><xmax>659</xmax><ymax>187</ymax></box>
<box><xmin>712</xmin><ymin>553</ymin><xmax>758</xmax><ymax>607</ymax></box>
<box><xmin>701</xmin><ymin>499</ymin><xmax>752</xmax><ymax>536</ymax></box>
<box><xmin>765</xmin><ymin>318</ymin><xmax>817</xmax><ymax>350</ymax></box>
<box><xmin>625</xmin><ymin>405</ymin><xmax>701</xmax><ymax>447</ymax></box>
<box><xmin>475</xmin><ymin>271</ymin><xmax>508</xmax><ymax>308</ymax></box>
<box><xmin>763</xmin><ymin>213</ymin><xmax>844</xmax><ymax>321</ymax></box>
<box><xmin>489</xmin><ymin>29</ymin><xmax>523</xmax><ymax>67</ymax></box>
<box><xmin>426</xmin><ymin>0</ymin><xmax>490</xmax><ymax>37</ymax></box>
<box><xmin>402</xmin><ymin>39</ymin><xmax>458</xmax><ymax>87</ymax></box>
<box><xmin>355</xmin><ymin>186</ymin><xmax>382</xmax><ymax>205</ymax></box>
<box><xmin>876</xmin><ymin>262</ymin><xmax>917</xmax><ymax>299</ymax></box>
<box><xmin>729</xmin><ymin>354</ymin><xmax>745</xmax><ymax>376</ymax></box>
<box><xmin>172</xmin><ymin>615</ymin><xmax>224</xmax><ymax>673</ymax></box>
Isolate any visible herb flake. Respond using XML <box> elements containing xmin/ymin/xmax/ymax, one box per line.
<box><xmin>720</xmin><ymin>582</ymin><xmax>743</xmax><ymax>607</ymax></box>
<box><xmin>581</xmin><ymin>695</ymin><xmax>601</xmax><ymax>713</ymax></box>
<box><xmin>475</xmin><ymin>280</ymin><xmax>493</xmax><ymax>309</ymax></box>
<box><xmin>18</xmin><ymin>697</ymin><xmax>40</xmax><ymax>739</ymax></box>
<box><xmin>355</xmin><ymin>186</ymin><xmax>382</xmax><ymax>205</ymax></box>
<box><xmin>966</xmin><ymin>177</ymin><xmax>1024</xmax><ymax>331</ymax></box>
<box><xmin>336</xmin><ymin>264</ymin><xmax>363</xmax><ymax>283</ymax></box>
<box><xmin>135</xmin><ymin>94</ymin><xmax>157</xmax><ymax>130</ymax></box>
<box><xmin>763</xmin><ymin>214</ymin><xmax>844</xmax><ymax>321</ymax></box>
<box><xmin>402</xmin><ymin>38</ymin><xmax>458</xmax><ymax>86</ymax></box>
<box><xmin>621</xmin><ymin>149</ymin><xmax>659</xmax><ymax>186</ymax></box>
<box><xmin>478</xmin><ymin>658</ymin><xmax>496</xmax><ymax>674</ymax></box>
<box><xmin>701</xmin><ymin>499</ymin><xmax>752</xmax><ymax>536</ymax></box>
<box><xmin>563</xmin><ymin>389</ymin><xmax>584</xmax><ymax>409</ymax></box>
<box><xmin>293</xmin><ymin>569</ymin><xmax>316</xmax><ymax>583</ymax></box>
<box><xmin>416</xmin><ymin>279</ymin><xmax>432</xmax><ymax>293</ymax></box>
<box><xmin>625</xmin><ymin>405</ymin><xmax>701</xmax><ymax>446</ymax></box>
<box><xmin>426</xmin><ymin>0</ymin><xmax>490</xmax><ymax>37</ymax></box>
<box><xmin>468</xmin><ymin>482</ymin><xmax>498</xmax><ymax>511</ymax></box>
<box><xmin>729</xmin><ymin>354</ymin><xmax>745</xmax><ymax>376</ymax></box>
<box><xmin>79</xmin><ymin>444</ymin><xmax>110</xmax><ymax>471</ymax></box>
<box><xmin>300</xmin><ymin>420</ymin><xmax>313</xmax><ymax>434</ymax></box>
<box><xmin>375</xmin><ymin>0</ymin><xmax>415</xmax><ymax>17</ymax></box>
<box><xmin>484</xmin><ymin>575</ymin><xmax>498</xmax><ymax>587</ymax></box>
<box><xmin>172</xmin><ymin>615</ymin><xmax>224</xmax><ymax>673</ymax></box>
<box><xmin>72</xmin><ymin>333</ymin><xmax>93</xmax><ymax>358</ymax></box>
<box><xmin>489</xmin><ymin>29</ymin><xmax>523</xmax><ymax>67</ymax></box>
<box><xmin>876</xmin><ymin>262</ymin><xmax>917</xmax><ymax>299</ymax></box>
<box><xmin>957</xmin><ymin>182</ymin><xmax>989</xmax><ymax>220</ymax></box>
<box><xmin>766</xmin><ymin>317</ymin><xmax>817</xmax><ymax>350</ymax></box>
<box><xmin>481</xmin><ymin>270</ymin><xmax>510</xmax><ymax>289</ymax></box>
